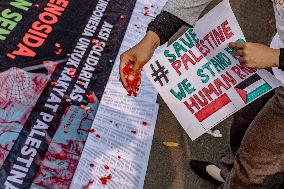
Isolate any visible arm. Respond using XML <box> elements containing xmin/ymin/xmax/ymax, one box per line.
<box><xmin>229</xmin><ymin>42</ymin><xmax>280</xmax><ymax>69</ymax></box>
<box><xmin>148</xmin><ymin>0</ymin><xmax>213</xmax><ymax>45</ymax></box>
<box><xmin>163</xmin><ymin>0</ymin><xmax>213</xmax><ymax>26</ymax></box>
<box><xmin>120</xmin><ymin>0</ymin><xmax>213</xmax><ymax>95</ymax></box>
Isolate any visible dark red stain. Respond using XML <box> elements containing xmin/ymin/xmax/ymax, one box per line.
<box><xmin>88</xmin><ymin>129</ymin><xmax>95</xmax><ymax>133</ymax></box>
<box><xmin>131</xmin><ymin>130</ymin><xmax>137</xmax><ymax>134</ymax></box>
<box><xmin>77</xmin><ymin>128</ymin><xmax>95</xmax><ymax>135</ymax></box>
<box><xmin>96</xmin><ymin>134</ymin><xmax>101</xmax><ymax>138</ymax></box>
<box><xmin>143</xmin><ymin>6</ymin><xmax>149</xmax><ymax>16</ymax></box>
<box><xmin>142</xmin><ymin>121</ymin><xmax>148</xmax><ymax>126</ymax></box>
<box><xmin>76</xmin><ymin>110</ymin><xmax>94</xmax><ymax>135</ymax></box>
<box><xmin>89</xmin><ymin>163</ymin><xmax>95</xmax><ymax>168</ymax></box>
<box><xmin>118</xmin><ymin>156</ymin><xmax>121</xmax><ymax>159</ymax></box>
<box><xmin>100</xmin><ymin>174</ymin><xmax>112</xmax><ymax>185</ymax></box>
<box><xmin>34</xmin><ymin>140</ymin><xmax>86</xmax><ymax>188</ymax></box>
<box><xmin>104</xmin><ymin>165</ymin><xmax>110</xmax><ymax>170</ymax></box>
<box><xmin>120</xmin><ymin>15</ymin><xmax>126</xmax><ymax>19</ymax></box>
<box><xmin>64</xmin><ymin>130</ymin><xmax>68</xmax><ymax>134</ymax></box>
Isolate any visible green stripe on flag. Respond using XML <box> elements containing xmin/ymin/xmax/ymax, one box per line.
<box><xmin>246</xmin><ymin>83</ymin><xmax>272</xmax><ymax>104</ymax></box>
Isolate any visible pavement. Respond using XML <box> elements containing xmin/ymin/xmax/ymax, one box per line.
<box><xmin>144</xmin><ymin>0</ymin><xmax>276</xmax><ymax>189</ymax></box>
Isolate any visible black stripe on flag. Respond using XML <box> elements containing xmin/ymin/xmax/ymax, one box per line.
<box><xmin>235</xmin><ymin>73</ymin><xmax>262</xmax><ymax>89</ymax></box>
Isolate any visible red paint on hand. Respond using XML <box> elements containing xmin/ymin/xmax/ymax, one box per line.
<box><xmin>122</xmin><ymin>63</ymin><xmax>141</xmax><ymax>97</ymax></box>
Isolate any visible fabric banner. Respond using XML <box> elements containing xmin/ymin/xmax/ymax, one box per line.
<box><xmin>0</xmin><ymin>0</ymin><xmax>137</xmax><ymax>188</ymax></box>
<box><xmin>144</xmin><ymin>0</ymin><xmax>283</xmax><ymax>140</ymax></box>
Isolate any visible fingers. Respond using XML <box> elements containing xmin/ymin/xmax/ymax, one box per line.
<box><xmin>238</xmin><ymin>57</ymin><xmax>245</xmax><ymax>64</ymax></box>
<box><xmin>233</xmin><ymin>49</ymin><xmax>244</xmax><ymax>57</ymax></box>
<box><xmin>119</xmin><ymin>53</ymin><xmax>142</xmax><ymax>96</ymax></box>
<box><xmin>119</xmin><ymin>55</ymin><xmax>131</xmax><ymax>92</ymax></box>
<box><xmin>229</xmin><ymin>42</ymin><xmax>246</xmax><ymax>49</ymax></box>
<box><xmin>132</xmin><ymin>61</ymin><xmax>142</xmax><ymax>75</ymax></box>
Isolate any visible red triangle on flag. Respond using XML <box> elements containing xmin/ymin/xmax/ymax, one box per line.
<box><xmin>235</xmin><ymin>88</ymin><xmax>247</xmax><ymax>104</ymax></box>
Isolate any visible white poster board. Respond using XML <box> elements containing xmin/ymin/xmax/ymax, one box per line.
<box><xmin>144</xmin><ymin>0</ymin><xmax>283</xmax><ymax>140</ymax></box>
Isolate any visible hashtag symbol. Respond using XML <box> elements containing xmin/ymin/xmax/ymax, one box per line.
<box><xmin>150</xmin><ymin>60</ymin><xmax>169</xmax><ymax>87</ymax></box>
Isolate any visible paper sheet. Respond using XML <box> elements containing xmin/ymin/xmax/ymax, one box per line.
<box><xmin>70</xmin><ymin>0</ymin><xmax>167</xmax><ymax>188</ymax></box>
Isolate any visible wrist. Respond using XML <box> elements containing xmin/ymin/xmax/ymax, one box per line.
<box><xmin>141</xmin><ymin>31</ymin><xmax>161</xmax><ymax>50</ymax></box>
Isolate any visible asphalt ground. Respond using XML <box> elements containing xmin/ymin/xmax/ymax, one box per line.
<box><xmin>144</xmin><ymin>0</ymin><xmax>277</xmax><ymax>188</ymax></box>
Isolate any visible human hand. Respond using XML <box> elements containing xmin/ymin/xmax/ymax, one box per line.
<box><xmin>229</xmin><ymin>42</ymin><xmax>280</xmax><ymax>69</ymax></box>
<box><xmin>119</xmin><ymin>31</ymin><xmax>160</xmax><ymax>96</ymax></box>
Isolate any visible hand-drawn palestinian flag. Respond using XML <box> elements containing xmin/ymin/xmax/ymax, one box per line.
<box><xmin>235</xmin><ymin>73</ymin><xmax>272</xmax><ymax>104</ymax></box>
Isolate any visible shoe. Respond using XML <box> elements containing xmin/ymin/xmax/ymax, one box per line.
<box><xmin>190</xmin><ymin>160</ymin><xmax>224</xmax><ymax>186</ymax></box>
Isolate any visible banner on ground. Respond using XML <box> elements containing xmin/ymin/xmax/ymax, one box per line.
<box><xmin>144</xmin><ymin>0</ymin><xmax>283</xmax><ymax>140</ymax></box>
<box><xmin>0</xmin><ymin>0</ymin><xmax>136</xmax><ymax>188</ymax></box>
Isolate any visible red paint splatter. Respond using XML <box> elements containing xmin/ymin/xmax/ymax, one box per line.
<box><xmin>142</xmin><ymin>121</ymin><xmax>148</xmax><ymax>126</ymax></box>
<box><xmin>34</xmin><ymin>3</ymin><xmax>40</xmax><ymax>8</ymax></box>
<box><xmin>86</xmin><ymin>93</ymin><xmax>95</xmax><ymax>103</ymax></box>
<box><xmin>104</xmin><ymin>165</ymin><xmax>110</xmax><ymax>170</ymax></box>
<box><xmin>96</xmin><ymin>134</ymin><xmax>101</xmax><ymax>138</ymax></box>
<box><xmin>118</xmin><ymin>155</ymin><xmax>121</xmax><ymax>159</ymax></box>
<box><xmin>92</xmin><ymin>39</ymin><xmax>100</xmax><ymax>46</ymax></box>
<box><xmin>77</xmin><ymin>128</ymin><xmax>95</xmax><ymax>135</ymax></box>
<box><xmin>68</xmin><ymin>68</ymin><xmax>77</xmax><ymax>76</ymax></box>
<box><xmin>51</xmin><ymin>82</ymin><xmax>57</xmax><ymax>86</ymax></box>
<box><xmin>100</xmin><ymin>174</ymin><xmax>112</xmax><ymax>185</ymax></box>
<box><xmin>120</xmin><ymin>15</ymin><xmax>126</xmax><ymax>19</ymax></box>
<box><xmin>80</xmin><ymin>105</ymin><xmax>91</xmax><ymax>110</ymax></box>
<box><xmin>131</xmin><ymin>130</ymin><xmax>137</xmax><ymax>134</ymax></box>
<box><xmin>64</xmin><ymin>130</ymin><xmax>68</xmax><ymax>134</ymax></box>
<box><xmin>143</xmin><ymin>6</ymin><xmax>149</xmax><ymax>16</ymax></box>
<box><xmin>89</xmin><ymin>163</ymin><xmax>95</xmax><ymax>168</ymax></box>
<box><xmin>88</xmin><ymin>129</ymin><xmax>95</xmax><ymax>133</ymax></box>
<box><xmin>83</xmin><ymin>179</ymin><xmax>94</xmax><ymax>189</ymax></box>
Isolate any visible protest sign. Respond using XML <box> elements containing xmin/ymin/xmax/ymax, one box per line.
<box><xmin>0</xmin><ymin>0</ymin><xmax>167</xmax><ymax>188</ymax></box>
<box><xmin>144</xmin><ymin>0</ymin><xmax>283</xmax><ymax>140</ymax></box>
